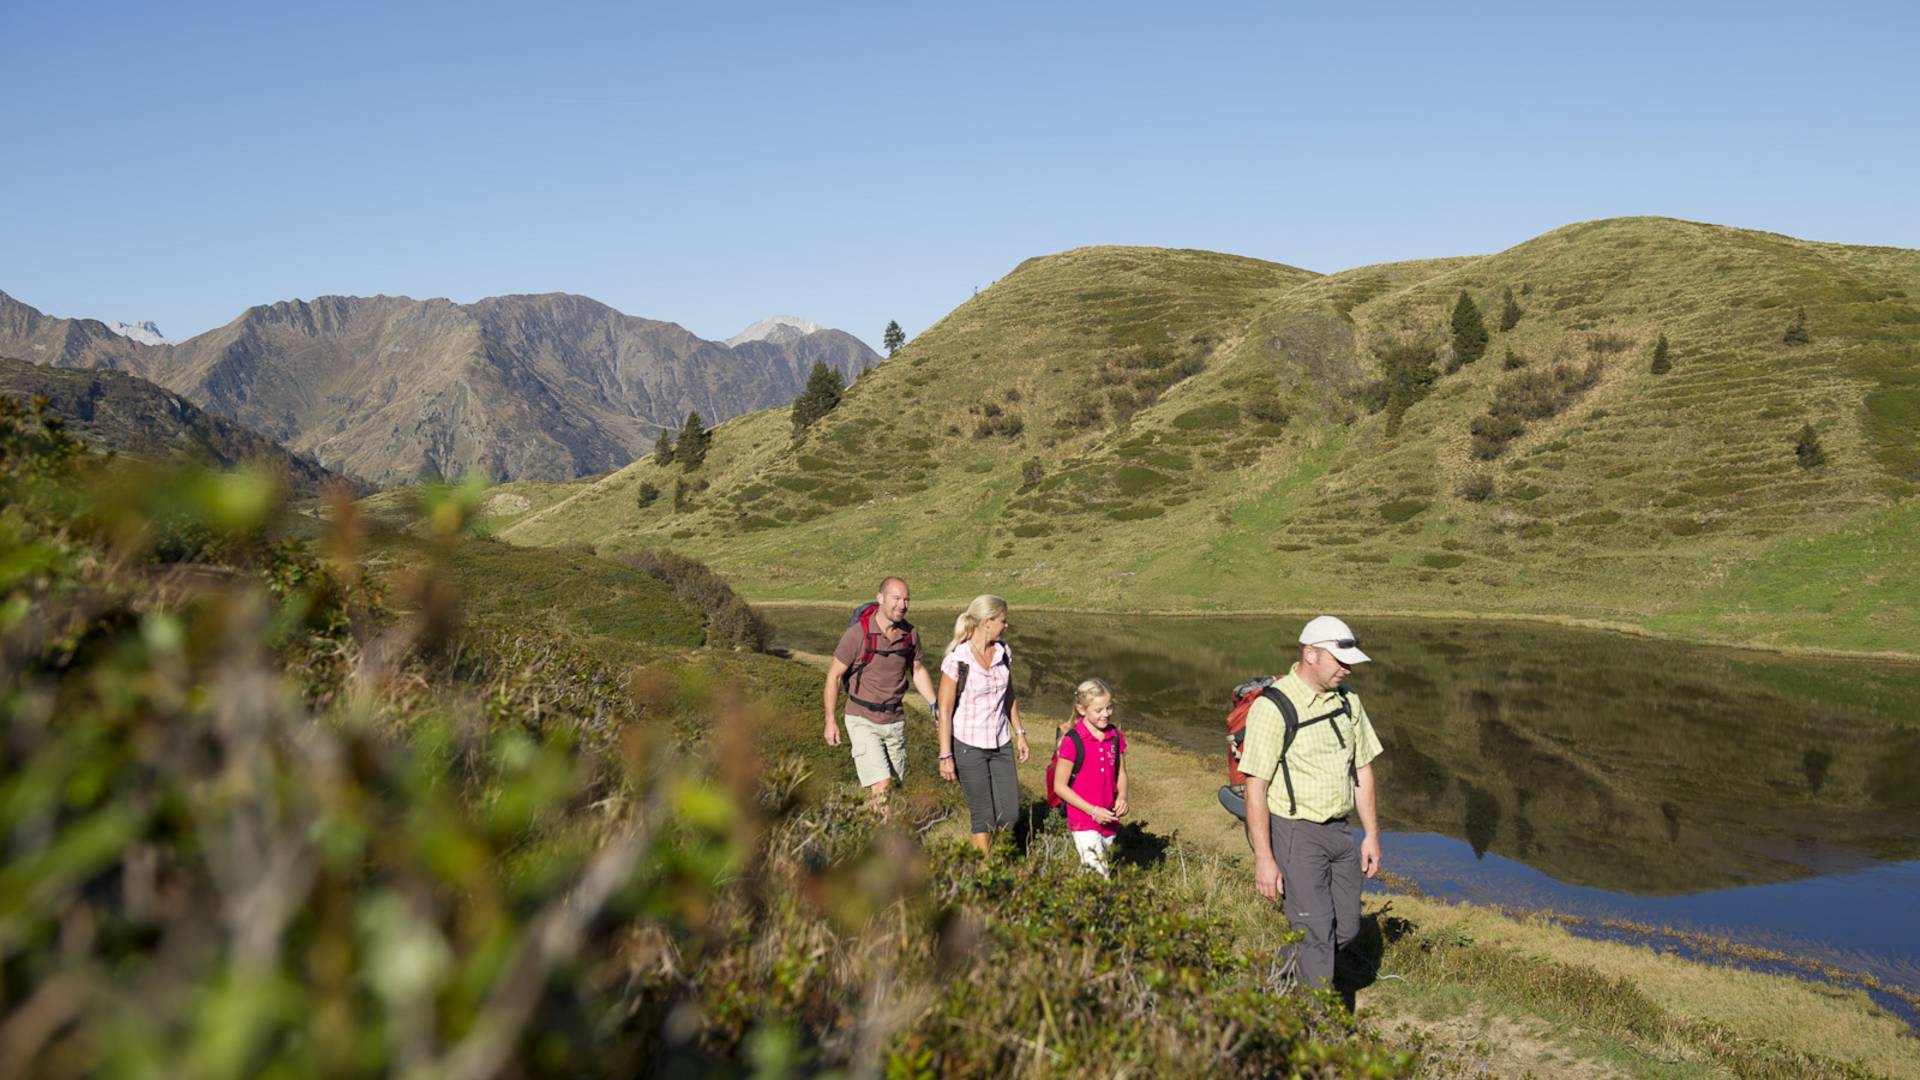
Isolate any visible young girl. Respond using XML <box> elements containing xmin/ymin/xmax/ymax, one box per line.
<box><xmin>937</xmin><ymin>594</ymin><xmax>1029</xmax><ymax>855</ymax></box>
<box><xmin>1051</xmin><ymin>678</ymin><xmax>1128</xmax><ymax>878</ymax></box>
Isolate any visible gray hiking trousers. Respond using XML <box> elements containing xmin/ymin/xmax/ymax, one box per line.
<box><xmin>953</xmin><ymin>739</ymin><xmax>1019</xmax><ymax>834</ymax></box>
<box><xmin>1270</xmin><ymin>814</ymin><xmax>1363</xmax><ymax>991</ymax></box>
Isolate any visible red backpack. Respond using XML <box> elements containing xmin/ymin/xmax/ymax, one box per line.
<box><xmin>840</xmin><ymin>602</ymin><xmax>918</xmax><ymax>712</ymax></box>
<box><xmin>1222</xmin><ymin>676</ymin><xmax>1351</xmax><ymax>820</ymax></box>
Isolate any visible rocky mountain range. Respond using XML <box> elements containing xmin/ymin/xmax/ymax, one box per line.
<box><xmin>0</xmin><ymin>290</ymin><xmax>878</xmax><ymax>487</ymax></box>
<box><xmin>0</xmin><ymin>356</ymin><xmax>349</xmax><ymax>496</ymax></box>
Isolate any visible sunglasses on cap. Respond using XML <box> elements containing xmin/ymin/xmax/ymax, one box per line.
<box><xmin>1309</xmin><ymin>638</ymin><xmax>1361</xmax><ymax>650</ymax></box>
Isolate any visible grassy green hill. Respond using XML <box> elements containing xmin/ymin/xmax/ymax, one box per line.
<box><xmin>497</xmin><ymin>219</ymin><xmax>1920</xmax><ymax>655</ymax></box>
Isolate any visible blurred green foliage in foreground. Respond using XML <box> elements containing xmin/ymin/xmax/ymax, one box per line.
<box><xmin>0</xmin><ymin>394</ymin><xmax>1405</xmax><ymax>1078</ymax></box>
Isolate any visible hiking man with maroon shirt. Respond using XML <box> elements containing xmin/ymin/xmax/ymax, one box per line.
<box><xmin>824</xmin><ymin>577</ymin><xmax>939</xmax><ymax>808</ymax></box>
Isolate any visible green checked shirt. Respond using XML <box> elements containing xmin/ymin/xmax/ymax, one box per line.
<box><xmin>1238</xmin><ymin>664</ymin><xmax>1383</xmax><ymax>822</ymax></box>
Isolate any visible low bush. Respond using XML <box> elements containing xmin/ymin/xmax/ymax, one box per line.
<box><xmin>1468</xmin><ymin>358</ymin><xmax>1605</xmax><ymax>459</ymax></box>
<box><xmin>1783</xmin><ymin>306</ymin><xmax>1810</xmax><ymax>346</ymax></box>
<box><xmin>1795</xmin><ymin>422</ymin><xmax>1827</xmax><ymax>468</ymax></box>
<box><xmin>1382</xmin><ymin>341</ymin><xmax>1440</xmax><ymax>434</ymax></box>
<box><xmin>1456</xmin><ymin>473</ymin><xmax>1495</xmax><ymax>502</ymax></box>
<box><xmin>973</xmin><ymin>412</ymin><xmax>1025</xmax><ymax>438</ymax></box>
<box><xmin>1247</xmin><ymin>394</ymin><xmax>1293</xmax><ymax>426</ymax></box>
<box><xmin>636</xmin><ymin>480</ymin><xmax>660</xmax><ymax>508</ymax></box>
<box><xmin>1018</xmin><ymin>457</ymin><xmax>1045</xmax><ymax>490</ymax></box>
<box><xmin>614</xmin><ymin>548</ymin><xmax>771</xmax><ymax>650</ymax></box>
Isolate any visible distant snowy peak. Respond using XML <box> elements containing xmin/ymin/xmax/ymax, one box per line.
<box><xmin>725</xmin><ymin>315</ymin><xmax>823</xmax><ymax>348</ymax></box>
<box><xmin>106</xmin><ymin>320</ymin><xmax>174</xmax><ymax>346</ymax></box>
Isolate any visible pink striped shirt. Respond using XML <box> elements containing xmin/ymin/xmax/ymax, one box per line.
<box><xmin>940</xmin><ymin>640</ymin><xmax>1013</xmax><ymax>749</ymax></box>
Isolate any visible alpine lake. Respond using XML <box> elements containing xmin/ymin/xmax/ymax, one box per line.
<box><xmin>764</xmin><ymin>608</ymin><xmax>1920</xmax><ymax>1015</ymax></box>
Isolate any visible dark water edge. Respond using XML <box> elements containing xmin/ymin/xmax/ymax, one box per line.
<box><xmin>766</xmin><ymin>606</ymin><xmax>1920</xmax><ymax>1015</ymax></box>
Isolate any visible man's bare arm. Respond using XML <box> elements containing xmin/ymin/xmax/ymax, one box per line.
<box><xmin>910</xmin><ymin>660</ymin><xmax>939</xmax><ymax>714</ymax></box>
<box><xmin>1354</xmin><ymin>762</ymin><xmax>1381</xmax><ymax>878</ymax></box>
<box><xmin>1247</xmin><ymin>777</ymin><xmax>1282</xmax><ymax>900</ymax></box>
<box><xmin>822</xmin><ymin>657</ymin><xmax>849</xmax><ymax>745</ymax></box>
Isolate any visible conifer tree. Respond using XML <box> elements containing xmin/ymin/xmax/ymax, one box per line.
<box><xmin>1795</xmin><ymin>422</ymin><xmax>1826</xmax><ymax>468</ymax></box>
<box><xmin>1382</xmin><ymin>340</ymin><xmax>1439</xmax><ymax>434</ymax></box>
<box><xmin>1451</xmin><ymin>290</ymin><xmax>1489</xmax><ymax>370</ymax></box>
<box><xmin>790</xmin><ymin>361</ymin><xmax>845</xmax><ymax>442</ymax></box>
<box><xmin>1783</xmin><ymin>307</ymin><xmax>1810</xmax><ymax>346</ymax></box>
<box><xmin>677</xmin><ymin>411</ymin><xmax>711</xmax><ymax>471</ymax></box>
<box><xmin>883</xmin><ymin>320</ymin><xmax>905</xmax><ymax>357</ymax></box>
<box><xmin>1498</xmin><ymin>286</ymin><xmax>1522</xmax><ymax>332</ymax></box>
<box><xmin>1650</xmin><ymin>334</ymin><xmax>1672</xmax><ymax>374</ymax></box>
<box><xmin>654</xmin><ymin>429</ymin><xmax>676</xmax><ymax>465</ymax></box>
<box><xmin>635</xmin><ymin>481</ymin><xmax>659</xmax><ymax>509</ymax></box>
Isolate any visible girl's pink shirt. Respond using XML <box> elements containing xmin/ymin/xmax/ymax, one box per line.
<box><xmin>1060</xmin><ymin>716</ymin><xmax>1126</xmax><ymax>836</ymax></box>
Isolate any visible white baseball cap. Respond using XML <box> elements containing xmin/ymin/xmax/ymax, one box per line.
<box><xmin>1299</xmin><ymin>615</ymin><xmax>1370</xmax><ymax>665</ymax></box>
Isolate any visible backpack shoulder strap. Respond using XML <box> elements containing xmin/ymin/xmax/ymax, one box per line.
<box><xmin>1260</xmin><ymin>685</ymin><xmax>1304</xmax><ymax>816</ymax></box>
<box><xmin>1065</xmin><ymin>728</ymin><xmax>1087</xmax><ymax>785</ymax></box>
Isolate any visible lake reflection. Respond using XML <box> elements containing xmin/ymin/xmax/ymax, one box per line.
<box><xmin>768</xmin><ymin>609</ymin><xmax>1920</xmax><ymax>897</ymax></box>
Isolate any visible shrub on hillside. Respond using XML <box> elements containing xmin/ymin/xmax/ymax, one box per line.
<box><xmin>1794</xmin><ymin>422</ymin><xmax>1826</xmax><ymax>468</ymax></box>
<box><xmin>1456</xmin><ymin>472</ymin><xmax>1496</xmax><ymax>502</ymax></box>
<box><xmin>636</xmin><ymin>480</ymin><xmax>660</xmax><ymax>508</ymax></box>
<box><xmin>1018</xmin><ymin>457</ymin><xmax>1045</xmax><ymax>491</ymax></box>
<box><xmin>1650</xmin><ymin>334</ymin><xmax>1672</xmax><ymax>374</ymax></box>
<box><xmin>1502</xmin><ymin>347</ymin><xmax>1526</xmax><ymax>371</ymax></box>
<box><xmin>1468</xmin><ymin>358</ymin><xmax>1604</xmax><ymax>459</ymax></box>
<box><xmin>974</xmin><ymin>412</ymin><xmax>1025</xmax><ymax>438</ymax></box>
<box><xmin>1783</xmin><ymin>307</ymin><xmax>1810</xmax><ymax>346</ymax></box>
<box><xmin>1498</xmin><ymin>286</ymin><xmax>1522</xmax><ymax>332</ymax></box>
<box><xmin>1247</xmin><ymin>393</ymin><xmax>1293</xmax><ymax>426</ymax></box>
<box><xmin>1382</xmin><ymin>340</ymin><xmax>1440</xmax><ymax>434</ymax></box>
<box><xmin>613</xmin><ymin>548</ymin><xmax>770</xmax><ymax>650</ymax></box>
<box><xmin>1057</xmin><ymin>395</ymin><xmax>1105</xmax><ymax>431</ymax></box>
<box><xmin>654</xmin><ymin>428</ymin><xmax>676</xmax><ymax>465</ymax></box>
<box><xmin>1352</xmin><ymin>378</ymin><xmax>1390</xmax><ymax>415</ymax></box>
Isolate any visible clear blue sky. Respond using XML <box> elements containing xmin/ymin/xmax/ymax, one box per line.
<box><xmin>3</xmin><ymin>2</ymin><xmax>1915</xmax><ymax>349</ymax></box>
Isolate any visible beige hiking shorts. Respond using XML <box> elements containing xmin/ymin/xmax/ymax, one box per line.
<box><xmin>845</xmin><ymin>713</ymin><xmax>907</xmax><ymax>788</ymax></box>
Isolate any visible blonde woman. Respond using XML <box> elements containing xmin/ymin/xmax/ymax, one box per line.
<box><xmin>937</xmin><ymin>594</ymin><xmax>1029</xmax><ymax>854</ymax></box>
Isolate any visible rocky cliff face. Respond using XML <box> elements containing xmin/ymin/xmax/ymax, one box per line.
<box><xmin>0</xmin><ymin>356</ymin><xmax>351</xmax><ymax>495</ymax></box>
<box><xmin>0</xmin><ymin>290</ymin><xmax>880</xmax><ymax>487</ymax></box>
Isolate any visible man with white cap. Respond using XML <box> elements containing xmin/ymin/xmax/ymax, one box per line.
<box><xmin>1239</xmin><ymin>615</ymin><xmax>1384</xmax><ymax>995</ymax></box>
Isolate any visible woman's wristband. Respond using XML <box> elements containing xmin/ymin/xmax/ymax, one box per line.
<box><xmin>939</xmin><ymin>753</ymin><xmax>954</xmax><ymax>761</ymax></box>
